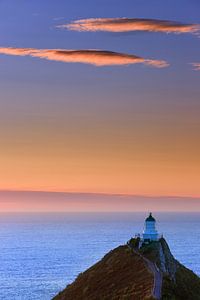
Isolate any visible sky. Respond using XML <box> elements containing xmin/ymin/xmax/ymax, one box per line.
<box><xmin>0</xmin><ymin>0</ymin><xmax>200</xmax><ymax>211</ymax></box>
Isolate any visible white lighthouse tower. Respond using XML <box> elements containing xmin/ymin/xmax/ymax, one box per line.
<box><xmin>142</xmin><ymin>213</ymin><xmax>159</xmax><ymax>242</ymax></box>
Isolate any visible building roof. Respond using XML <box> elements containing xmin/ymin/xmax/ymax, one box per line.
<box><xmin>145</xmin><ymin>213</ymin><xmax>156</xmax><ymax>222</ymax></box>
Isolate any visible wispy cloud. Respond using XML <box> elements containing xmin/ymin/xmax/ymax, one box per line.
<box><xmin>60</xmin><ymin>18</ymin><xmax>200</xmax><ymax>34</ymax></box>
<box><xmin>0</xmin><ymin>47</ymin><xmax>168</xmax><ymax>67</ymax></box>
<box><xmin>191</xmin><ymin>63</ymin><xmax>200</xmax><ymax>70</ymax></box>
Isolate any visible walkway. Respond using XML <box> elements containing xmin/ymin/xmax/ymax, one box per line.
<box><xmin>131</xmin><ymin>248</ymin><xmax>162</xmax><ymax>300</ymax></box>
<box><xmin>143</xmin><ymin>256</ymin><xmax>162</xmax><ymax>300</ymax></box>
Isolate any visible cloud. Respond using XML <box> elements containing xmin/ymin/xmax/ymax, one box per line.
<box><xmin>0</xmin><ymin>47</ymin><xmax>168</xmax><ymax>67</ymax></box>
<box><xmin>0</xmin><ymin>191</ymin><xmax>200</xmax><ymax>212</ymax></box>
<box><xmin>60</xmin><ymin>18</ymin><xmax>200</xmax><ymax>34</ymax></box>
<box><xmin>191</xmin><ymin>63</ymin><xmax>200</xmax><ymax>70</ymax></box>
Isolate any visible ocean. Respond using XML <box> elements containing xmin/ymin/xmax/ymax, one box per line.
<box><xmin>0</xmin><ymin>212</ymin><xmax>199</xmax><ymax>300</ymax></box>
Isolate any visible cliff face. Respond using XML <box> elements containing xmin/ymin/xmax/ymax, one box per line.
<box><xmin>139</xmin><ymin>238</ymin><xmax>177</xmax><ymax>280</ymax></box>
<box><xmin>139</xmin><ymin>238</ymin><xmax>200</xmax><ymax>300</ymax></box>
<box><xmin>53</xmin><ymin>239</ymin><xmax>200</xmax><ymax>300</ymax></box>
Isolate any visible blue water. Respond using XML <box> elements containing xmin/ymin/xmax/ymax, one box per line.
<box><xmin>0</xmin><ymin>212</ymin><xmax>200</xmax><ymax>300</ymax></box>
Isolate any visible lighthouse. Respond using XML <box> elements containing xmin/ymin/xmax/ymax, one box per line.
<box><xmin>142</xmin><ymin>213</ymin><xmax>159</xmax><ymax>242</ymax></box>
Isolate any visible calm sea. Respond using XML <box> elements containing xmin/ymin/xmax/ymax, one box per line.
<box><xmin>0</xmin><ymin>212</ymin><xmax>199</xmax><ymax>300</ymax></box>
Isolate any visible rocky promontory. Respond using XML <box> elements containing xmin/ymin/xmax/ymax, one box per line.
<box><xmin>53</xmin><ymin>238</ymin><xmax>200</xmax><ymax>300</ymax></box>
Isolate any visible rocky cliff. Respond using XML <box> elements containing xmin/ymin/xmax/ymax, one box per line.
<box><xmin>139</xmin><ymin>238</ymin><xmax>200</xmax><ymax>299</ymax></box>
<box><xmin>53</xmin><ymin>238</ymin><xmax>200</xmax><ymax>300</ymax></box>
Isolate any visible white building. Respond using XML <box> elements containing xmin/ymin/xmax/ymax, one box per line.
<box><xmin>142</xmin><ymin>213</ymin><xmax>159</xmax><ymax>242</ymax></box>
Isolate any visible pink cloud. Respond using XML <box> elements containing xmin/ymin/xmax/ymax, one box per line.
<box><xmin>0</xmin><ymin>47</ymin><xmax>169</xmax><ymax>67</ymax></box>
<box><xmin>191</xmin><ymin>63</ymin><xmax>200</xmax><ymax>70</ymax></box>
<box><xmin>60</xmin><ymin>18</ymin><xmax>200</xmax><ymax>34</ymax></box>
<box><xmin>0</xmin><ymin>191</ymin><xmax>200</xmax><ymax>212</ymax></box>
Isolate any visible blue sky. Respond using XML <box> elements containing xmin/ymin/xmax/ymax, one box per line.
<box><xmin>0</xmin><ymin>0</ymin><xmax>200</xmax><ymax>210</ymax></box>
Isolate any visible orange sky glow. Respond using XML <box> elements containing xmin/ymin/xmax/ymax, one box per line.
<box><xmin>1</xmin><ymin>2</ymin><xmax>200</xmax><ymax>212</ymax></box>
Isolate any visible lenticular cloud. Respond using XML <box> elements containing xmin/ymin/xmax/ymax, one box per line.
<box><xmin>0</xmin><ymin>47</ymin><xmax>169</xmax><ymax>67</ymax></box>
<box><xmin>60</xmin><ymin>18</ymin><xmax>200</xmax><ymax>35</ymax></box>
<box><xmin>191</xmin><ymin>63</ymin><xmax>200</xmax><ymax>70</ymax></box>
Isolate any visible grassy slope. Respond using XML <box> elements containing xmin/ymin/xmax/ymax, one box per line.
<box><xmin>53</xmin><ymin>245</ymin><xmax>154</xmax><ymax>300</ymax></box>
<box><xmin>162</xmin><ymin>263</ymin><xmax>200</xmax><ymax>300</ymax></box>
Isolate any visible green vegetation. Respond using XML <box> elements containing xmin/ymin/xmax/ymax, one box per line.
<box><xmin>139</xmin><ymin>240</ymin><xmax>161</xmax><ymax>267</ymax></box>
<box><xmin>127</xmin><ymin>237</ymin><xmax>140</xmax><ymax>248</ymax></box>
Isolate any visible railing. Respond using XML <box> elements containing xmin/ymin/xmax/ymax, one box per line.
<box><xmin>134</xmin><ymin>233</ymin><xmax>164</xmax><ymax>240</ymax></box>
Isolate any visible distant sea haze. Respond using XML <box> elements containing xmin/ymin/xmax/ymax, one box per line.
<box><xmin>0</xmin><ymin>191</ymin><xmax>200</xmax><ymax>212</ymax></box>
<box><xmin>0</xmin><ymin>212</ymin><xmax>200</xmax><ymax>299</ymax></box>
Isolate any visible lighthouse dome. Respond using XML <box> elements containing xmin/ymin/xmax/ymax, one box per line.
<box><xmin>145</xmin><ymin>213</ymin><xmax>155</xmax><ymax>222</ymax></box>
